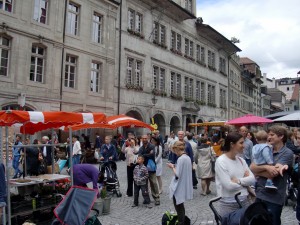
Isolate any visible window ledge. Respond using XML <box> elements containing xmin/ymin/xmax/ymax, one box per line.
<box><xmin>27</xmin><ymin>80</ymin><xmax>46</xmax><ymax>88</ymax></box>
<box><xmin>0</xmin><ymin>75</ymin><xmax>12</xmax><ymax>82</ymax></box>
<box><xmin>65</xmin><ymin>34</ymin><xmax>82</xmax><ymax>41</ymax></box>
<box><xmin>30</xmin><ymin>20</ymin><xmax>50</xmax><ymax>30</ymax></box>
<box><xmin>62</xmin><ymin>87</ymin><xmax>79</xmax><ymax>94</ymax></box>
<box><xmin>88</xmin><ymin>91</ymin><xmax>104</xmax><ymax>97</ymax></box>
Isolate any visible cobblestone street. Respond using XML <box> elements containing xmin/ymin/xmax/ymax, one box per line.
<box><xmin>96</xmin><ymin>159</ymin><xmax>298</xmax><ymax>225</ymax></box>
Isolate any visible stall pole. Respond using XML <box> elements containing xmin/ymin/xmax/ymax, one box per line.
<box><xmin>51</xmin><ymin>129</ymin><xmax>55</xmax><ymax>174</ymax></box>
<box><xmin>69</xmin><ymin>128</ymin><xmax>73</xmax><ymax>186</ymax></box>
<box><xmin>5</xmin><ymin>127</ymin><xmax>11</xmax><ymax>225</ymax></box>
<box><xmin>0</xmin><ymin>128</ymin><xmax>2</xmax><ymax>161</ymax></box>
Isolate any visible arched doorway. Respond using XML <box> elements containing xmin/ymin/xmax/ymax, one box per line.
<box><xmin>1</xmin><ymin>104</ymin><xmax>34</xmax><ymax>111</ymax></box>
<box><xmin>186</xmin><ymin>117</ymin><xmax>192</xmax><ymax>132</ymax></box>
<box><xmin>170</xmin><ymin>116</ymin><xmax>181</xmax><ymax>134</ymax></box>
<box><xmin>196</xmin><ymin>119</ymin><xmax>204</xmax><ymax>135</ymax></box>
<box><xmin>153</xmin><ymin>114</ymin><xmax>166</xmax><ymax>137</ymax></box>
<box><xmin>125</xmin><ymin>110</ymin><xmax>144</xmax><ymax>137</ymax></box>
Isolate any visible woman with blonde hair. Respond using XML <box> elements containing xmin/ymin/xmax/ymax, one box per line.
<box><xmin>167</xmin><ymin>141</ymin><xmax>193</xmax><ymax>225</ymax></box>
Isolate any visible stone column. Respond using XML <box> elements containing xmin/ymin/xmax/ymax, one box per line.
<box><xmin>182</xmin><ymin>114</ymin><xmax>186</xmax><ymax>131</ymax></box>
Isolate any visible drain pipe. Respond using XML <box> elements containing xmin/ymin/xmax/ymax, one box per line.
<box><xmin>117</xmin><ymin>0</ymin><xmax>122</xmax><ymax>115</ymax></box>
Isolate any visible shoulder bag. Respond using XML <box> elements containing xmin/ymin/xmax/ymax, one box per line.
<box><xmin>209</xmin><ymin>147</ymin><xmax>216</xmax><ymax>173</ymax></box>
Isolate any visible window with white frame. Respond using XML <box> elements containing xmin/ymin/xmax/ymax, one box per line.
<box><xmin>66</xmin><ymin>2</ymin><xmax>79</xmax><ymax>36</ymax></box>
<box><xmin>184</xmin><ymin>77</ymin><xmax>193</xmax><ymax>99</ymax></box>
<box><xmin>128</xmin><ymin>9</ymin><xmax>143</xmax><ymax>33</ymax></box>
<box><xmin>171</xmin><ymin>31</ymin><xmax>181</xmax><ymax>51</ymax></box>
<box><xmin>200</xmin><ymin>81</ymin><xmax>205</xmax><ymax>102</ymax></box>
<box><xmin>33</xmin><ymin>0</ymin><xmax>48</xmax><ymax>24</ymax></box>
<box><xmin>126</xmin><ymin>57</ymin><xmax>142</xmax><ymax>87</ymax></box>
<box><xmin>90</xmin><ymin>61</ymin><xmax>101</xmax><ymax>93</ymax></box>
<box><xmin>0</xmin><ymin>36</ymin><xmax>10</xmax><ymax>76</ymax></box>
<box><xmin>207</xmin><ymin>84</ymin><xmax>215</xmax><ymax>104</ymax></box>
<box><xmin>219</xmin><ymin>57</ymin><xmax>226</xmax><ymax>74</ymax></box>
<box><xmin>196</xmin><ymin>44</ymin><xmax>205</xmax><ymax>62</ymax></box>
<box><xmin>92</xmin><ymin>12</ymin><xmax>102</xmax><ymax>44</ymax></box>
<box><xmin>65</xmin><ymin>54</ymin><xmax>77</xmax><ymax>88</ymax></box>
<box><xmin>184</xmin><ymin>38</ymin><xmax>193</xmax><ymax>57</ymax></box>
<box><xmin>184</xmin><ymin>0</ymin><xmax>192</xmax><ymax>12</ymax></box>
<box><xmin>0</xmin><ymin>0</ymin><xmax>13</xmax><ymax>12</ymax></box>
<box><xmin>170</xmin><ymin>72</ymin><xmax>181</xmax><ymax>96</ymax></box>
<box><xmin>30</xmin><ymin>45</ymin><xmax>45</xmax><ymax>83</ymax></box>
<box><xmin>153</xmin><ymin>66</ymin><xmax>165</xmax><ymax>92</ymax></box>
<box><xmin>208</xmin><ymin>50</ymin><xmax>215</xmax><ymax>68</ymax></box>
<box><xmin>220</xmin><ymin>88</ymin><xmax>226</xmax><ymax>108</ymax></box>
<box><xmin>153</xmin><ymin>22</ymin><xmax>166</xmax><ymax>45</ymax></box>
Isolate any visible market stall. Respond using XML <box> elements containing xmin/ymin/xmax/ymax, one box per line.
<box><xmin>0</xmin><ymin>110</ymin><xmax>106</xmax><ymax>225</ymax></box>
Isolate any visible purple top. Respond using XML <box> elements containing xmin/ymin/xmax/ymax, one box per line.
<box><xmin>73</xmin><ymin>164</ymin><xmax>99</xmax><ymax>190</ymax></box>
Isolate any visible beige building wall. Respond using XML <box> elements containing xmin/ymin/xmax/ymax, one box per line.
<box><xmin>0</xmin><ymin>0</ymin><xmax>119</xmax><ymax>117</ymax></box>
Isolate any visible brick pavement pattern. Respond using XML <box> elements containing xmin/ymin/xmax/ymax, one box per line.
<box><xmin>96</xmin><ymin>159</ymin><xmax>298</xmax><ymax>225</ymax></box>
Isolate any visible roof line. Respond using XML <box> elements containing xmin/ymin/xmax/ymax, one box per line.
<box><xmin>168</xmin><ymin>0</ymin><xmax>197</xmax><ymax>19</ymax></box>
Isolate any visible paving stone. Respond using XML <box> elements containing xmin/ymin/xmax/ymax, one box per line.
<box><xmin>96</xmin><ymin>159</ymin><xmax>297</xmax><ymax>225</ymax></box>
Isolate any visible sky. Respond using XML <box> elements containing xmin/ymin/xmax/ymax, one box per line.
<box><xmin>196</xmin><ymin>0</ymin><xmax>300</xmax><ymax>79</ymax></box>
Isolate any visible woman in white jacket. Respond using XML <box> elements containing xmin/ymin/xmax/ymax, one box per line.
<box><xmin>151</xmin><ymin>137</ymin><xmax>163</xmax><ymax>194</ymax></box>
<box><xmin>215</xmin><ymin>132</ymin><xmax>255</xmax><ymax>217</ymax></box>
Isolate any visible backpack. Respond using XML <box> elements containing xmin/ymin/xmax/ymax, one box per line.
<box><xmin>162</xmin><ymin>211</ymin><xmax>191</xmax><ymax>225</ymax></box>
<box><xmin>162</xmin><ymin>211</ymin><xmax>178</xmax><ymax>225</ymax></box>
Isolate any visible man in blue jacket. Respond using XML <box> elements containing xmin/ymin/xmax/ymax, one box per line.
<box><xmin>100</xmin><ymin>136</ymin><xmax>118</xmax><ymax>161</ymax></box>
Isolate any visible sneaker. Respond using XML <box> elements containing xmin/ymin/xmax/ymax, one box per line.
<box><xmin>155</xmin><ymin>201</ymin><xmax>160</xmax><ymax>206</ymax></box>
<box><xmin>131</xmin><ymin>204</ymin><xmax>138</xmax><ymax>207</ymax></box>
<box><xmin>265</xmin><ymin>179</ymin><xmax>278</xmax><ymax>190</ymax></box>
<box><xmin>145</xmin><ymin>204</ymin><xmax>152</xmax><ymax>208</ymax></box>
<box><xmin>193</xmin><ymin>186</ymin><xmax>198</xmax><ymax>190</ymax></box>
<box><xmin>201</xmin><ymin>192</ymin><xmax>207</xmax><ymax>196</ymax></box>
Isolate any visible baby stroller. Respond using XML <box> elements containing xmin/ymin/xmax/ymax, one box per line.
<box><xmin>51</xmin><ymin>186</ymin><xmax>102</xmax><ymax>224</ymax></box>
<box><xmin>99</xmin><ymin>161</ymin><xmax>122</xmax><ymax>197</ymax></box>
<box><xmin>209</xmin><ymin>192</ymin><xmax>272</xmax><ymax>225</ymax></box>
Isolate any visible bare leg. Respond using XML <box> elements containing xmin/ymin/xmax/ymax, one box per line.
<box><xmin>201</xmin><ymin>179</ymin><xmax>207</xmax><ymax>195</ymax></box>
<box><xmin>206</xmin><ymin>179</ymin><xmax>211</xmax><ymax>194</ymax></box>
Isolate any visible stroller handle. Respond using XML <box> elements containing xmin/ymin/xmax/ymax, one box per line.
<box><xmin>234</xmin><ymin>192</ymin><xmax>243</xmax><ymax>208</ymax></box>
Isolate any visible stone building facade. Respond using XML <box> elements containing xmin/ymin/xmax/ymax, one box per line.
<box><xmin>0</xmin><ymin>0</ymin><xmax>119</xmax><ymax>115</ymax></box>
<box><xmin>116</xmin><ymin>0</ymin><xmax>240</xmax><ymax>136</ymax></box>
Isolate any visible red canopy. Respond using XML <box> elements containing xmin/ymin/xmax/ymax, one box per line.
<box><xmin>226</xmin><ymin>114</ymin><xmax>273</xmax><ymax>125</ymax></box>
<box><xmin>0</xmin><ymin>110</ymin><xmax>106</xmax><ymax>134</ymax></box>
<box><xmin>66</xmin><ymin>114</ymin><xmax>154</xmax><ymax>131</ymax></box>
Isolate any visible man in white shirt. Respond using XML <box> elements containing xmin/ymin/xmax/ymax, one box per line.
<box><xmin>72</xmin><ymin>135</ymin><xmax>82</xmax><ymax>165</ymax></box>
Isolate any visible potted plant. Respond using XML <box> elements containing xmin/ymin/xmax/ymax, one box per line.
<box><xmin>101</xmin><ymin>186</ymin><xmax>111</xmax><ymax>215</ymax></box>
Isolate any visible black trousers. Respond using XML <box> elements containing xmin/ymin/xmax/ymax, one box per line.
<box><xmin>134</xmin><ymin>183</ymin><xmax>150</xmax><ymax>205</ymax></box>
<box><xmin>126</xmin><ymin>165</ymin><xmax>135</xmax><ymax>196</ymax></box>
<box><xmin>192</xmin><ymin>169</ymin><xmax>198</xmax><ymax>186</ymax></box>
<box><xmin>173</xmin><ymin>196</ymin><xmax>185</xmax><ymax>225</ymax></box>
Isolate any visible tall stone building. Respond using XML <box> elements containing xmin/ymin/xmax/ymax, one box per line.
<box><xmin>116</xmin><ymin>0</ymin><xmax>240</xmax><ymax>136</ymax></box>
<box><xmin>0</xmin><ymin>0</ymin><xmax>119</xmax><ymax>116</ymax></box>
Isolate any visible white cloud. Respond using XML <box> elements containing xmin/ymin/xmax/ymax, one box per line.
<box><xmin>196</xmin><ymin>0</ymin><xmax>300</xmax><ymax>78</ymax></box>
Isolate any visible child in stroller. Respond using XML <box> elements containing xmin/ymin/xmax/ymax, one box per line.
<box><xmin>209</xmin><ymin>192</ymin><xmax>272</xmax><ymax>225</ymax></box>
<box><xmin>99</xmin><ymin>160</ymin><xmax>122</xmax><ymax>197</ymax></box>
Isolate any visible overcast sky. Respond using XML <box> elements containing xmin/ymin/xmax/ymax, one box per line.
<box><xmin>196</xmin><ymin>0</ymin><xmax>300</xmax><ymax>79</ymax></box>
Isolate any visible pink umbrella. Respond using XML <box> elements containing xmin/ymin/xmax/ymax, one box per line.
<box><xmin>226</xmin><ymin>114</ymin><xmax>273</xmax><ymax>125</ymax></box>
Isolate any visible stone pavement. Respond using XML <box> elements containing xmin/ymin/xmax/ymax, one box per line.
<box><xmin>97</xmin><ymin>159</ymin><xmax>298</xmax><ymax>225</ymax></box>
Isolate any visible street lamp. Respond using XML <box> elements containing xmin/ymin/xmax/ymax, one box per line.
<box><xmin>151</xmin><ymin>95</ymin><xmax>158</xmax><ymax>105</ymax></box>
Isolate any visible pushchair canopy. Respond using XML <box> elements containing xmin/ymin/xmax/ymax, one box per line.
<box><xmin>53</xmin><ymin>186</ymin><xmax>98</xmax><ymax>225</ymax></box>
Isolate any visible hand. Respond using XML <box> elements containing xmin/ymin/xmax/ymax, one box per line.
<box><xmin>167</xmin><ymin>163</ymin><xmax>174</xmax><ymax>169</ymax></box>
<box><xmin>109</xmin><ymin>157</ymin><xmax>112</xmax><ymax>160</ymax></box>
<box><xmin>231</xmin><ymin>176</ymin><xmax>239</xmax><ymax>184</ymax></box>
<box><xmin>244</xmin><ymin>170</ymin><xmax>250</xmax><ymax>177</ymax></box>
<box><xmin>275</xmin><ymin>164</ymin><xmax>289</xmax><ymax>176</ymax></box>
<box><xmin>266</xmin><ymin>165</ymin><xmax>279</xmax><ymax>178</ymax></box>
<box><xmin>100</xmin><ymin>157</ymin><xmax>104</xmax><ymax>161</ymax></box>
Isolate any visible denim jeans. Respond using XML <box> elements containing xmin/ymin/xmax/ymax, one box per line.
<box><xmin>133</xmin><ymin>183</ymin><xmax>150</xmax><ymax>205</ymax></box>
<box><xmin>72</xmin><ymin>154</ymin><xmax>81</xmax><ymax>166</ymax></box>
<box><xmin>13</xmin><ymin>155</ymin><xmax>21</xmax><ymax>177</ymax></box>
<box><xmin>256</xmin><ymin>198</ymin><xmax>283</xmax><ymax>225</ymax></box>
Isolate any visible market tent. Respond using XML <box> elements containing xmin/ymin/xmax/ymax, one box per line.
<box><xmin>65</xmin><ymin>114</ymin><xmax>154</xmax><ymax>131</ymax></box>
<box><xmin>189</xmin><ymin>121</ymin><xmax>226</xmax><ymax>127</ymax></box>
<box><xmin>226</xmin><ymin>114</ymin><xmax>273</xmax><ymax>125</ymax></box>
<box><xmin>0</xmin><ymin>110</ymin><xmax>106</xmax><ymax>134</ymax></box>
<box><xmin>273</xmin><ymin>111</ymin><xmax>300</xmax><ymax>126</ymax></box>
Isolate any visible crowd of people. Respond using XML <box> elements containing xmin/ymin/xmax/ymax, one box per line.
<box><xmin>5</xmin><ymin>124</ymin><xmax>300</xmax><ymax>224</ymax></box>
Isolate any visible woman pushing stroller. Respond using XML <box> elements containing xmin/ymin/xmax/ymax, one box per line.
<box><xmin>215</xmin><ymin>132</ymin><xmax>255</xmax><ymax>217</ymax></box>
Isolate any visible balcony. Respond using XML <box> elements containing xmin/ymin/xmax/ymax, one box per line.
<box><xmin>138</xmin><ymin>0</ymin><xmax>196</xmax><ymax>21</ymax></box>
